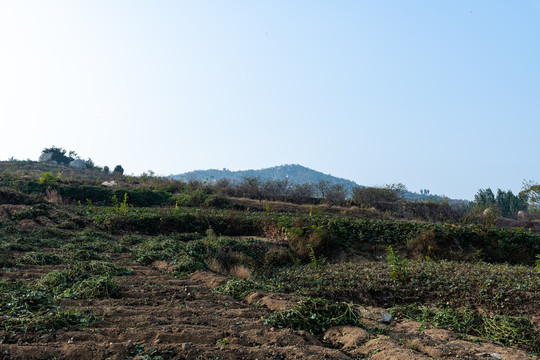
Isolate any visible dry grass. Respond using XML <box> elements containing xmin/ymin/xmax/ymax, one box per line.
<box><xmin>206</xmin><ymin>257</ymin><xmax>226</xmax><ymax>274</ymax></box>
<box><xmin>406</xmin><ymin>229</ymin><xmax>439</xmax><ymax>259</ymax></box>
<box><xmin>229</xmin><ymin>264</ymin><xmax>252</xmax><ymax>279</ymax></box>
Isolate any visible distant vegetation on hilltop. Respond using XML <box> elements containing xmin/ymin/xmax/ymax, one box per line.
<box><xmin>171</xmin><ymin>164</ymin><xmax>457</xmax><ymax>203</ymax></box>
<box><xmin>171</xmin><ymin>164</ymin><xmax>357</xmax><ymax>190</ymax></box>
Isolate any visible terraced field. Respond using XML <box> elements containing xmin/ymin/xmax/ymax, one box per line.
<box><xmin>0</xmin><ymin>181</ymin><xmax>538</xmax><ymax>359</ymax></box>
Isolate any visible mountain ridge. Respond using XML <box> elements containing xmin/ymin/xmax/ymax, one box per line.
<box><xmin>170</xmin><ymin>164</ymin><xmax>459</xmax><ymax>202</ymax></box>
<box><xmin>170</xmin><ymin>164</ymin><xmax>359</xmax><ymax>191</ymax></box>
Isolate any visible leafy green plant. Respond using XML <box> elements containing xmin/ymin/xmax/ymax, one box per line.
<box><xmin>266</xmin><ymin>298</ymin><xmax>362</xmax><ymax>335</ymax></box>
<box><xmin>386</xmin><ymin>246</ymin><xmax>409</xmax><ymax>281</ymax></box>
<box><xmin>38</xmin><ymin>172</ymin><xmax>59</xmax><ymax>186</ymax></box>
<box><xmin>307</xmin><ymin>243</ymin><xmax>326</xmax><ymax>268</ymax></box>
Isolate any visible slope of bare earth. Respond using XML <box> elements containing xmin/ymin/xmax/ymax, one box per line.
<box><xmin>1</xmin><ymin>255</ymin><xmax>536</xmax><ymax>360</ymax></box>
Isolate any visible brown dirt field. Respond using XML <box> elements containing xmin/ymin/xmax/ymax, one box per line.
<box><xmin>1</xmin><ymin>255</ymin><xmax>537</xmax><ymax>360</ymax></box>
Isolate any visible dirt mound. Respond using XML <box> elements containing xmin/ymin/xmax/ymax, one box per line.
<box><xmin>245</xmin><ymin>291</ymin><xmax>301</xmax><ymax>311</ymax></box>
<box><xmin>189</xmin><ymin>270</ymin><xmax>229</xmax><ymax>288</ymax></box>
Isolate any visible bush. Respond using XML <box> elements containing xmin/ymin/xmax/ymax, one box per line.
<box><xmin>57</xmin><ymin>185</ymin><xmax>171</xmax><ymax>206</ymax></box>
<box><xmin>38</xmin><ymin>172</ymin><xmax>59</xmax><ymax>186</ymax></box>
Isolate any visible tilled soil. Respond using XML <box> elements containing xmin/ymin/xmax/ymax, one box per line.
<box><xmin>0</xmin><ymin>258</ymin><xmax>537</xmax><ymax>360</ymax></box>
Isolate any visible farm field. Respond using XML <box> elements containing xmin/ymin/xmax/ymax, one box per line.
<box><xmin>0</xmin><ymin>170</ymin><xmax>538</xmax><ymax>360</ymax></box>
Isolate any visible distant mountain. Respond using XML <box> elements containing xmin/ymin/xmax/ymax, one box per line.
<box><xmin>170</xmin><ymin>164</ymin><xmax>463</xmax><ymax>203</ymax></box>
<box><xmin>170</xmin><ymin>164</ymin><xmax>359</xmax><ymax>191</ymax></box>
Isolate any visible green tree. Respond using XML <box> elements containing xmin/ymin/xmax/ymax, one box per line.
<box><xmin>240</xmin><ymin>176</ymin><xmax>262</xmax><ymax>199</ymax></box>
<box><xmin>113</xmin><ymin>165</ymin><xmax>124</xmax><ymax>176</ymax></box>
<box><xmin>473</xmin><ymin>188</ymin><xmax>526</xmax><ymax>217</ymax></box>
<box><xmin>520</xmin><ymin>179</ymin><xmax>540</xmax><ymax>212</ymax></box>
<box><xmin>42</xmin><ymin>146</ymin><xmax>74</xmax><ymax>165</ymax></box>
<box><xmin>85</xmin><ymin>158</ymin><xmax>95</xmax><ymax>170</ymax></box>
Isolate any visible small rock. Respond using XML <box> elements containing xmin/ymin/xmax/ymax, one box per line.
<box><xmin>490</xmin><ymin>354</ymin><xmax>503</xmax><ymax>360</ymax></box>
<box><xmin>181</xmin><ymin>342</ymin><xmax>191</xmax><ymax>351</ymax></box>
<box><xmin>379</xmin><ymin>313</ymin><xmax>392</xmax><ymax>324</ymax></box>
<box><xmin>126</xmin><ymin>340</ymin><xmax>133</xmax><ymax>350</ymax></box>
<box><xmin>101</xmin><ymin>180</ymin><xmax>118</xmax><ymax>187</ymax></box>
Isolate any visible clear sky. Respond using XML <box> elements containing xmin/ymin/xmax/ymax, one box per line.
<box><xmin>1</xmin><ymin>1</ymin><xmax>539</xmax><ymax>200</ymax></box>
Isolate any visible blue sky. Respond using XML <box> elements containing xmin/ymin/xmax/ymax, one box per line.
<box><xmin>1</xmin><ymin>1</ymin><xmax>539</xmax><ymax>199</ymax></box>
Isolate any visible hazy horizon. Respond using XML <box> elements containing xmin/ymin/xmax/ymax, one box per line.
<box><xmin>1</xmin><ymin>1</ymin><xmax>539</xmax><ymax>200</ymax></box>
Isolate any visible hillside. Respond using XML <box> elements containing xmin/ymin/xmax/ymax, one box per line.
<box><xmin>0</xmin><ymin>174</ymin><xmax>538</xmax><ymax>358</ymax></box>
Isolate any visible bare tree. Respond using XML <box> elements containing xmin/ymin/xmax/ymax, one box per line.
<box><xmin>325</xmin><ymin>184</ymin><xmax>348</xmax><ymax>206</ymax></box>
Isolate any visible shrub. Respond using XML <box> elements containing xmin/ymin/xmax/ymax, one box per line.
<box><xmin>386</xmin><ymin>246</ymin><xmax>410</xmax><ymax>281</ymax></box>
<box><xmin>406</xmin><ymin>229</ymin><xmax>439</xmax><ymax>259</ymax></box>
<box><xmin>286</xmin><ymin>216</ymin><xmax>335</xmax><ymax>259</ymax></box>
